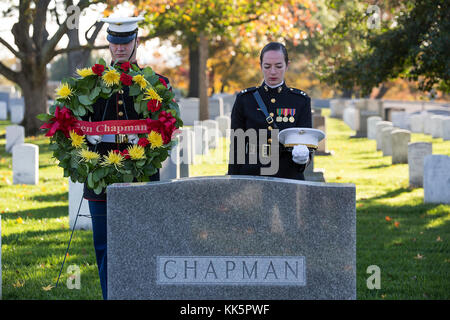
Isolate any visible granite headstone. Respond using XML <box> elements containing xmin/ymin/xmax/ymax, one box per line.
<box><xmin>107</xmin><ymin>176</ymin><xmax>356</xmax><ymax>300</ymax></box>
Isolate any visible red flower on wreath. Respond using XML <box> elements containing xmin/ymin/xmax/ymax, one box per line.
<box><xmin>120</xmin><ymin>62</ymin><xmax>131</xmax><ymax>72</ymax></box>
<box><xmin>147</xmin><ymin>99</ymin><xmax>161</xmax><ymax>112</ymax></box>
<box><xmin>138</xmin><ymin>137</ymin><xmax>150</xmax><ymax>148</ymax></box>
<box><xmin>39</xmin><ymin>106</ymin><xmax>80</xmax><ymax>138</ymax></box>
<box><xmin>146</xmin><ymin>111</ymin><xmax>177</xmax><ymax>144</ymax></box>
<box><xmin>120</xmin><ymin>149</ymin><xmax>131</xmax><ymax>159</ymax></box>
<box><xmin>159</xmin><ymin>77</ymin><xmax>168</xmax><ymax>88</ymax></box>
<box><xmin>120</xmin><ymin>73</ymin><xmax>133</xmax><ymax>86</ymax></box>
<box><xmin>92</xmin><ymin>64</ymin><xmax>105</xmax><ymax>76</ymax></box>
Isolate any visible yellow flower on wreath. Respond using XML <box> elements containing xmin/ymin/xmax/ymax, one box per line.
<box><xmin>69</xmin><ymin>130</ymin><xmax>85</xmax><ymax>148</ymax></box>
<box><xmin>101</xmin><ymin>150</ymin><xmax>124</xmax><ymax>169</ymax></box>
<box><xmin>132</xmin><ymin>74</ymin><xmax>148</xmax><ymax>90</ymax></box>
<box><xmin>102</xmin><ymin>68</ymin><xmax>120</xmax><ymax>87</ymax></box>
<box><xmin>55</xmin><ymin>83</ymin><xmax>73</xmax><ymax>99</ymax></box>
<box><xmin>78</xmin><ymin>148</ymin><xmax>100</xmax><ymax>162</ymax></box>
<box><xmin>143</xmin><ymin>87</ymin><xmax>162</xmax><ymax>102</ymax></box>
<box><xmin>127</xmin><ymin>145</ymin><xmax>146</xmax><ymax>160</ymax></box>
<box><xmin>148</xmin><ymin>131</ymin><xmax>163</xmax><ymax>148</ymax></box>
<box><xmin>76</xmin><ymin>68</ymin><xmax>94</xmax><ymax>78</ymax></box>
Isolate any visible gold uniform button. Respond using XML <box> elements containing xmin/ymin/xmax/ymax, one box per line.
<box><xmin>270</xmin><ymin>112</ymin><xmax>274</xmax><ymax>117</ymax></box>
<box><xmin>271</xmin><ymin>98</ymin><xmax>276</xmax><ymax>103</ymax></box>
<box><xmin>268</xmin><ymin>138</ymin><xmax>272</xmax><ymax>143</ymax></box>
<box><xmin>118</xmin><ymin>90</ymin><xmax>124</xmax><ymax>94</ymax></box>
<box><xmin>118</xmin><ymin>100</ymin><xmax>123</xmax><ymax>105</ymax></box>
<box><xmin>268</xmin><ymin>126</ymin><xmax>273</xmax><ymax>131</ymax></box>
<box><xmin>118</xmin><ymin>111</ymin><xmax>124</xmax><ymax>116</ymax></box>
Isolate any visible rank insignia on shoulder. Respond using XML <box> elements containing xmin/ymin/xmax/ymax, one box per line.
<box><xmin>239</xmin><ymin>87</ymin><xmax>257</xmax><ymax>95</ymax></box>
<box><xmin>289</xmin><ymin>88</ymin><xmax>309</xmax><ymax>98</ymax></box>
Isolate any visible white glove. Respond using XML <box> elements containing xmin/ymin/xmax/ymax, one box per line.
<box><xmin>127</xmin><ymin>134</ymin><xmax>139</xmax><ymax>144</ymax></box>
<box><xmin>86</xmin><ymin>135</ymin><xmax>103</xmax><ymax>145</ymax></box>
<box><xmin>292</xmin><ymin>144</ymin><xmax>309</xmax><ymax>165</ymax></box>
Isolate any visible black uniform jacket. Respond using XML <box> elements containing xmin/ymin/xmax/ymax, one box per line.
<box><xmin>227</xmin><ymin>82</ymin><xmax>312</xmax><ymax>180</ymax></box>
<box><xmin>82</xmin><ymin>69</ymin><xmax>170</xmax><ymax>201</ymax></box>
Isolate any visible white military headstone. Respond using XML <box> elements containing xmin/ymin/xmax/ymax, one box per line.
<box><xmin>409</xmin><ymin>113</ymin><xmax>425</xmax><ymax>133</ymax></box>
<box><xmin>215</xmin><ymin>115</ymin><xmax>231</xmax><ymax>140</ymax></box>
<box><xmin>442</xmin><ymin>118</ymin><xmax>450</xmax><ymax>141</ymax></box>
<box><xmin>208</xmin><ymin>97</ymin><xmax>224</xmax><ymax>119</ymax></box>
<box><xmin>424</xmin><ymin>155</ymin><xmax>450</xmax><ymax>204</ymax></box>
<box><xmin>177</xmin><ymin>128</ymin><xmax>193</xmax><ymax>178</ymax></box>
<box><xmin>375</xmin><ymin>121</ymin><xmax>393</xmax><ymax>151</ymax></box>
<box><xmin>430</xmin><ymin>115</ymin><xmax>447</xmax><ymax>138</ymax></box>
<box><xmin>329</xmin><ymin>99</ymin><xmax>347</xmax><ymax>119</ymax></box>
<box><xmin>68</xmin><ymin>179</ymin><xmax>92</xmax><ymax>230</ymax></box>
<box><xmin>6</xmin><ymin>125</ymin><xmax>25</xmax><ymax>153</ymax></box>
<box><xmin>178</xmin><ymin>97</ymin><xmax>199</xmax><ymax>126</ymax></box>
<box><xmin>391</xmin><ymin>129</ymin><xmax>411</xmax><ymax>164</ymax></box>
<box><xmin>391</xmin><ymin>111</ymin><xmax>410</xmax><ymax>130</ymax></box>
<box><xmin>423</xmin><ymin>112</ymin><xmax>435</xmax><ymax>135</ymax></box>
<box><xmin>381</xmin><ymin>126</ymin><xmax>395</xmax><ymax>156</ymax></box>
<box><xmin>343</xmin><ymin>107</ymin><xmax>359</xmax><ymax>131</ymax></box>
<box><xmin>200</xmin><ymin>119</ymin><xmax>220</xmax><ymax>149</ymax></box>
<box><xmin>0</xmin><ymin>101</ymin><xmax>7</xmax><ymax>120</ymax></box>
<box><xmin>193</xmin><ymin>124</ymin><xmax>209</xmax><ymax>156</ymax></box>
<box><xmin>10</xmin><ymin>104</ymin><xmax>24</xmax><ymax>124</ymax></box>
<box><xmin>12</xmin><ymin>143</ymin><xmax>39</xmax><ymax>185</ymax></box>
<box><xmin>408</xmin><ymin>142</ymin><xmax>432</xmax><ymax>188</ymax></box>
<box><xmin>367</xmin><ymin>116</ymin><xmax>382</xmax><ymax>140</ymax></box>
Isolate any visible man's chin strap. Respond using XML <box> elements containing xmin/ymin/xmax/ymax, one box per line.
<box><xmin>128</xmin><ymin>36</ymin><xmax>138</xmax><ymax>63</ymax></box>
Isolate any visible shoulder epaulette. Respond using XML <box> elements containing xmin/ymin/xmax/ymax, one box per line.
<box><xmin>289</xmin><ymin>87</ymin><xmax>309</xmax><ymax>98</ymax></box>
<box><xmin>238</xmin><ymin>87</ymin><xmax>258</xmax><ymax>96</ymax></box>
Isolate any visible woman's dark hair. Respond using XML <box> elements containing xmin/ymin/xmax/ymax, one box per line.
<box><xmin>259</xmin><ymin>42</ymin><xmax>289</xmax><ymax>65</ymax></box>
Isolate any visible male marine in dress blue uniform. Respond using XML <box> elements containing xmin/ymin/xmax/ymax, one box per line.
<box><xmin>81</xmin><ymin>16</ymin><xmax>171</xmax><ymax>300</ymax></box>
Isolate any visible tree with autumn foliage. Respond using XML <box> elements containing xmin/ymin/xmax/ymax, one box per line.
<box><xmin>110</xmin><ymin>0</ymin><xmax>319</xmax><ymax>120</ymax></box>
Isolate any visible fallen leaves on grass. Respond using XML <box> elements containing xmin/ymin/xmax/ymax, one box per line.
<box><xmin>42</xmin><ymin>284</ymin><xmax>54</xmax><ymax>291</ymax></box>
<box><xmin>16</xmin><ymin>217</ymin><xmax>24</xmax><ymax>224</ymax></box>
<box><xmin>394</xmin><ymin>221</ymin><xmax>400</xmax><ymax>228</ymax></box>
<box><xmin>414</xmin><ymin>254</ymin><xmax>424</xmax><ymax>260</ymax></box>
<box><xmin>13</xmin><ymin>280</ymin><xmax>25</xmax><ymax>288</ymax></box>
<box><xmin>385</xmin><ymin>216</ymin><xmax>392</xmax><ymax>222</ymax></box>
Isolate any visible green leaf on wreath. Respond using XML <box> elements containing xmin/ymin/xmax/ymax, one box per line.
<box><xmin>129</xmin><ymin>84</ymin><xmax>141</xmax><ymax>96</ymax></box>
<box><xmin>122</xmin><ymin>174</ymin><xmax>134</xmax><ymax>183</ymax></box>
<box><xmin>36</xmin><ymin>113</ymin><xmax>53</xmax><ymax>122</ymax></box>
<box><xmin>97</xmin><ymin>58</ymin><xmax>107</xmax><ymax>66</ymax></box>
<box><xmin>93</xmin><ymin>185</ymin><xmax>103</xmax><ymax>195</ymax></box>
<box><xmin>87</xmin><ymin>172</ymin><xmax>94</xmax><ymax>189</ymax></box>
<box><xmin>78</xmin><ymin>95</ymin><xmax>93</xmax><ymax>106</ymax></box>
<box><xmin>89</xmin><ymin>86</ymin><xmax>101</xmax><ymax>101</ymax></box>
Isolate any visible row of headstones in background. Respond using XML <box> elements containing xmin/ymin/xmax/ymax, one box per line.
<box><xmin>0</xmin><ymin>91</ymin><xmax>25</xmax><ymax>123</ymax></box>
<box><xmin>368</xmin><ymin>117</ymin><xmax>449</xmax><ymax>203</ymax></box>
<box><xmin>178</xmin><ymin>94</ymin><xmax>236</xmax><ymax>126</ymax></box>
<box><xmin>393</xmin><ymin>110</ymin><xmax>450</xmax><ymax>140</ymax></box>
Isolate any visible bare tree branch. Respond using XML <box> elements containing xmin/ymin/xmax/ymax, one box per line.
<box><xmin>0</xmin><ymin>61</ymin><xmax>19</xmax><ymax>83</ymax></box>
<box><xmin>50</xmin><ymin>43</ymin><xmax>109</xmax><ymax>60</ymax></box>
<box><xmin>42</xmin><ymin>0</ymin><xmax>93</xmax><ymax>63</ymax></box>
<box><xmin>0</xmin><ymin>36</ymin><xmax>23</xmax><ymax>59</ymax></box>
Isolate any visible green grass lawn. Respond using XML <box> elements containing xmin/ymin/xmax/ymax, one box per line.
<box><xmin>1</xmin><ymin>111</ymin><xmax>449</xmax><ymax>300</ymax></box>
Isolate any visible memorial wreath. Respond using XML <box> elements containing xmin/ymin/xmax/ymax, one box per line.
<box><xmin>38</xmin><ymin>59</ymin><xmax>183</xmax><ymax>194</ymax></box>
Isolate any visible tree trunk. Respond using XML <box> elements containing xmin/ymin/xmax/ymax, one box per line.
<box><xmin>198</xmin><ymin>33</ymin><xmax>209</xmax><ymax>121</ymax></box>
<box><xmin>188</xmin><ymin>41</ymin><xmax>199</xmax><ymax>98</ymax></box>
<box><xmin>67</xmin><ymin>28</ymin><xmax>91</xmax><ymax>77</ymax></box>
<box><xmin>374</xmin><ymin>83</ymin><xmax>390</xmax><ymax>99</ymax></box>
<box><xmin>19</xmin><ymin>68</ymin><xmax>48</xmax><ymax>136</ymax></box>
